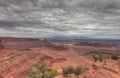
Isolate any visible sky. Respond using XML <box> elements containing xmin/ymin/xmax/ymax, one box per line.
<box><xmin>0</xmin><ymin>0</ymin><xmax>120</xmax><ymax>39</ymax></box>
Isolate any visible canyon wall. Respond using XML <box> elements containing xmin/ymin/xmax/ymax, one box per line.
<box><xmin>0</xmin><ymin>38</ymin><xmax>50</xmax><ymax>50</ymax></box>
<box><xmin>0</xmin><ymin>37</ymin><xmax>68</xmax><ymax>51</ymax></box>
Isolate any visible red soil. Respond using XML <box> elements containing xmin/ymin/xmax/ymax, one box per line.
<box><xmin>0</xmin><ymin>38</ymin><xmax>119</xmax><ymax>78</ymax></box>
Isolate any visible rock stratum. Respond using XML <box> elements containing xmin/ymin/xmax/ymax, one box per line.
<box><xmin>0</xmin><ymin>37</ymin><xmax>120</xmax><ymax>78</ymax></box>
<box><xmin>0</xmin><ymin>37</ymin><xmax>68</xmax><ymax>51</ymax></box>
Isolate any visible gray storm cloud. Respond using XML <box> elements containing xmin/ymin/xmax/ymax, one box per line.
<box><xmin>0</xmin><ymin>0</ymin><xmax>120</xmax><ymax>39</ymax></box>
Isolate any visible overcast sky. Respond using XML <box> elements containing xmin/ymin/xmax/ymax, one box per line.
<box><xmin>0</xmin><ymin>0</ymin><xmax>120</xmax><ymax>39</ymax></box>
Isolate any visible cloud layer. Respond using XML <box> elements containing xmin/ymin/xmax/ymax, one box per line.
<box><xmin>0</xmin><ymin>0</ymin><xmax>120</xmax><ymax>39</ymax></box>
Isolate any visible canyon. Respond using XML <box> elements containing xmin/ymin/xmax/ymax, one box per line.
<box><xmin>0</xmin><ymin>37</ymin><xmax>120</xmax><ymax>78</ymax></box>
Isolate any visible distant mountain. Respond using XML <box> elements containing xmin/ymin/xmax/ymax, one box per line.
<box><xmin>47</xmin><ymin>35</ymin><xmax>90</xmax><ymax>40</ymax></box>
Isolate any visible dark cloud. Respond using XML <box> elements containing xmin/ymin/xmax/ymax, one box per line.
<box><xmin>0</xmin><ymin>0</ymin><xmax>119</xmax><ymax>39</ymax></box>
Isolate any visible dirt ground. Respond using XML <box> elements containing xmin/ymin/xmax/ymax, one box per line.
<box><xmin>0</xmin><ymin>38</ymin><xmax>120</xmax><ymax>78</ymax></box>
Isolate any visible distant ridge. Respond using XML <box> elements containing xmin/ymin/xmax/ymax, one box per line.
<box><xmin>47</xmin><ymin>35</ymin><xmax>90</xmax><ymax>40</ymax></box>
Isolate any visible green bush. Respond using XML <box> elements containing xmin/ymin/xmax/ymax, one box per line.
<box><xmin>29</xmin><ymin>64</ymin><xmax>88</xmax><ymax>78</ymax></box>
<box><xmin>38</xmin><ymin>64</ymin><xmax>48</xmax><ymax>73</ymax></box>
<box><xmin>92</xmin><ymin>54</ymin><xmax>120</xmax><ymax>62</ymax></box>
<box><xmin>92</xmin><ymin>54</ymin><xmax>110</xmax><ymax>62</ymax></box>
<box><xmin>92</xmin><ymin>54</ymin><xmax>99</xmax><ymax>62</ymax></box>
<box><xmin>111</xmin><ymin>55</ymin><xmax>119</xmax><ymax>60</ymax></box>
<box><xmin>28</xmin><ymin>64</ymin><xmax>58</xmax><ymax>78</ymax></box>
<box><xmin>99</xmin><ymin>54</ymin><xmax>109</xmax><ymax>62</ymax></box>
<box><xmin>62</xmin><ymin>66</ymin><xmax>75</xmax><ymax>75</ymax></box>
<box><xmin>42</xmin><ymin>69</ymin><xmax>58</xmax><ymax>78</ymax></box>
<box><xmin>28</xmin><ymin>71</ymin><xmax>37</xmax><ymax>78</ymax></box>
<box><xmin>74</xmin><ymin>66</ymin><xmax>88</xmax><ymax>76</ymax></box>
<box><xmin>62</xmin><ymin>65</ymin><xmax>88</xmax><ymax>77</ymax></box>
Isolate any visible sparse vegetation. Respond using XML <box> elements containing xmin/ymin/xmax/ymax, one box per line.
<box><xmin>42</xmin><ymin>69</ymin><xmax>58</xmax><ymax>78</ymax></box>
<box><xmin>74</xmin><ymin>66</ymin><xmax>88</xmax><ymax>76</ymax></box>
<box><xmin>62</xmin><ymin>66</ymin><xmax>75</xmax><ymax>76</ymax></box>
<box><xmin>92</xmin><ymin>54</ymin><xmax>99</xmax><ymax>62</ymax></box>
<box><xmin>111</xmin><ymin>55</ymin><xmax>119</xmax><ymax>60</ymax></box>
<box><xmin>28</xmin><ymin>64</ymin><xmax>58</xmax><ymax>78</ymax></box>
<box><xmin>92</xmin><ymin>54</ymin><xmax>110</xmax><ymax>62</ymax></box>
<box><xmin>38</xmin><ymin>64</ymin><xmax>49</xmax><ymax>73</ymax></box>
<box><xmin>28</xmin><ymin>71</ymin><xmax>37</xmax><ymax>78</ymax></box>
<box><xmin>29</xmin><ymin>63</ymin><xmax>88</xmax><ymax>78</ymax></box>
<box><xmin>62</xmin><ymin>65</ymin><xmax>88</xmax><ymax>78</ymax></box>
<box><xmin>92</xmin><ymin>54</ymin><xmax>120</xmax><ymax>62</ymax></box>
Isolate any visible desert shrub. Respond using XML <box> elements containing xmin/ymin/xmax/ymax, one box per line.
<box><xmin>62</xmin><ymin>65</ymin><xmax>88</xmax><ymax>78</ymax></box>
<box><xmin>111</xmin><ymin>55</ymin><xmax>119</xmax><ymax>60</ymax></box>
<box><xmin>92</xmin><ymin>54</ymin><xmax>120</xmax><ymax>62</ymax></box>
<box><xmin>99</xmin><ymin>54</ymin><xmax>109</xmax><ymax>62</ymax></box>
<box><xmin>74</xmin><ymin>66</ymin><xmax>88</xmax><ymax>76</ymax></box>
<box><xmin>28</xmin><ymin>64</ymin><xmax>58</xmax><ymax>78</ymax></box>
<box><xmin>42</xmin><ymin>69</ymin><xmax>58</xmax><ymax>78</ymax></box>
<box><xmin>62</xmin><ymin>66</ymin><xmax>75</xmax><ymax>75</ymax></box>
<box><xmin>38</xmin><ymin>64</ymin><xmax>48</xmax><ymax>73</ymax></box>
<box><xmin>92</xmin><ymin>54</ymin><xmax>98</xmax><ymax>62</ymax></box>
<box><xmin>28</xmin><ymin>71</ymin><xmax>37</xmax><ymax>78</ymax></box>
<box><xmin>92</xmin><ymin>54</ymin><xmax>110</xmax><ymax>62</ymax></box>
